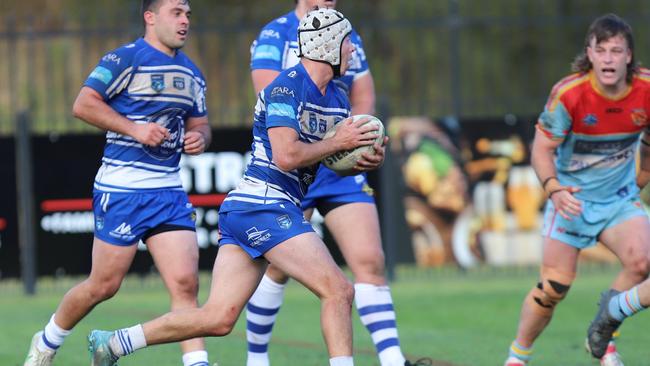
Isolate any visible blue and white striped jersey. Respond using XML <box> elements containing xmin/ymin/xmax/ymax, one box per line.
<box><xmin>250</xmin><ymin>10</ymin><xmax>370</xmax><ymax>95</ymax></box>
<box><xmin>84</xmin><ymin>38</ymin><xmax>207</xmax><ymax>193</ymax></box>
<box><xmin>220</xmin><ymin>63</ymin><xmax>350</xmax><ymax>212</ymax></box>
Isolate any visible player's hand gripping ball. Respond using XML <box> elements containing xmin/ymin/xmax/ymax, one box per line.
<box><xmin>322</xmin><ymin>114</ymin><xmax>385</xmax><ymax>176</ymax></box>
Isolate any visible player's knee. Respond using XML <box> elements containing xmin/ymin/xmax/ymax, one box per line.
<box><xmin>350</xmin><ymin>251</ymin><xmax>386</xmax><ymax>281</ymax></box>
<box><xmin>201</xmin><ymin>305</ymin><xmax>238</xmax><ymax>337</ymax></box>
<box><xmin>526</xmin><ymin>269</ymin><xmax>575</xmax><ymax>316</ymax></box>
<box><xmin>335</xmin><ymin>278</ymin><xmax>355</xmax><ymax>307</ymax></box>
<box><xmin>622</xmin><ymin>253</ymin><xmax>650</xmax><ymax>280</ymax></box>
<box><xmin>88</xmin><ymin>279</ymin><xmax>122</xmax><ymax>301</ymax></box>
<box><xmin>168</xmin><ymin>271</ymin><xmax>199</xmax><ymax>299</ymax></box>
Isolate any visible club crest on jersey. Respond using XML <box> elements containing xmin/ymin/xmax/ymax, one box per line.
<box><xmin>276</xmin><ymin>214</ymin><xmax>292</xmax><ymax>229</ymax></box>
<box><xmin>151</xmin><ymin>74</ymin><xmax>165</xmax><ymax>92</ymax></box>
<box><xmin>631</xmin><ymin>108</ymin><xmax>648</xmax><ymax>126</ymax></box>
<box><xmin>173</xmin><ymin>77</ymin><xmax>186</xmax><ymax>90</ymax></box>
<box><xmin>582</xmin><ymin>113</ymin><xmax>598</xmax><ymax>126</ymax></box>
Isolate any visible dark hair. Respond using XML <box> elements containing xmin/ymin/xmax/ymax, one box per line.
<box><xmin>141</xmin><ymin>0</ymin><xmax>190</xmax><ymax>26</ymax></box>
<box><xmin>571</xmin><ymin>13</ymin><xmax>637</xmax><ymax>83</ymax></box>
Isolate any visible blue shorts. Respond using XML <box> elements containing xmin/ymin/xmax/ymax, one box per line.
<box><xmin>301</xmin><ymin>166</ymin><xmax>375</xmax><ymax>209</ymax></box>
<box><xmin>218</xmin><ymin>202</ymin><xmax>314</xmax><ymax>258</ymax></box>
<box><xmin>542</xmin><ymin>195</ymin><xmax>646</xmax><ymax>249</ymax></box>
<box><xmin>93</xmin><ymin>190</ymin><xmax>196</xmax><ymax>246</ymax></box>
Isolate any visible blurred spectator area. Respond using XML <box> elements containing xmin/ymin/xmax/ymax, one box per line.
<box><xmin>2</xmin><ymin>0</ymin><xmax>650</xmax><ymax>134</ymax></box>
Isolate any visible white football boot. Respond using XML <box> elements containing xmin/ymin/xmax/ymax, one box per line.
<box><xmin>24</xmin><ymin>331</ymin><xmax>56</xmax><ymax>366</ymax></box>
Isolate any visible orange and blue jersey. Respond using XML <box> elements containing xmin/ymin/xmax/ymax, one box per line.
<box><xmin>537</xmin><ymin>69</ymin><xmax>650</xmax><ymax>203</ymax></box>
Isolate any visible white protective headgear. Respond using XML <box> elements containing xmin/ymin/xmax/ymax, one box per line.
<box><xmin>297</xmin><ymin>8</ymin><xmax>352</xmax><ymax>77</ymax></box>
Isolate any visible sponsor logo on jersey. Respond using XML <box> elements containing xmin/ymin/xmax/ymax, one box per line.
<box><xmin>606</xmin><ymin>107</ymin><xmax>623</xmax><ymax>113</ymax></box>
<box><xmin>298</xmin><ymin>171</ymin><xmax>315</xmax><ymax>195</ymax></box>
<box><xmin>246</xmin><ymin>227</ymin><xmax>271</xmax><ymax>247</ymax></box>
<box><xmin>277</xmin><ymin>17</ymin><xmax>288</xmax><ymax>24</ymax></box>
<box><xmin>143</xmin><ymin>108</ymin><xmax>185</xmax><ymax>161</ymax></box>
<box><xmin>631</xmin><ymin>108</ymin><xmax>648</xmax><ymax>126</ymax></box>
<box><xmin>151</xmin><ymin>74</ymin><xmax>166</xmax><ymax>92</ymax></box>
<box><xmin>267</xmin><ymin>103</ymin><xmax>295</xmax><ymax>118</ymax></box>
<box><xmin>110</xmin><ymin>222</ymin><xmax>136</xmax><ymax>241</ymax></box>
<box><xmin>617</xmin><ymin>186</ymin><xmax>629</xmax><ymax>197</ymax></box>
<box><xmin>173</xmin><ymin>76</ymin><xmax>186</xmax><ymax>90</ymax></box>
<box><xmin>288</xmin><ymin>70</ymin><xmax>297</xmax><ymax>78</ymax></box>
<box><xmin>271</xmin><ymin>86</ymin><xmax>295</xmax><ymax>97</ymax></box>
<box><xmin>276</xmin><ymin>214</ymin><xmax>292</xmax><ymax>229</ymax></box>
<box><xmin>102</xmin><ymin>53</ymin><xmax>121</xmax><ymax>65</ymax></box>
<box><xmin>253</xmin><ymin>45</ymin><xmax>281</xmax><ymax>61</ymax></box>
<box><xmin>89</xmin><ymin>66</ymin><xmax>113</xmax><ymax>85</ymax></box>
<box><xmin>261</xmin><ymin>29</ymin><xmax>280</xmax><ymax>39</ymax></box>
<box><xmin>582</xmin><ymin>113</ymin><xmax>598</xmax><ymax>126</ymax></box>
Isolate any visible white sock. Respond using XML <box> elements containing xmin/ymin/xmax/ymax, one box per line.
<box><xmin>37</xmin><ymin>314</ymin><xmax>71</xmax><ymax>352</ymax></box>
<box><xmin>246</xmin><ymin>275</ymin><xmax>286</xmax><ymax>366</ymax></box>
<box><xmin>109</xmin><ymin>324</ymin><xmax>147</xmax><ymax>356</ymax></box>
<box><xmin>182</xmin><ymin>350</ymin><xmax>209</xmax><ymax>366</ymax></box>
<box><xmin>354</xmin><ymin>283</ymin><xmax>406</xmax><ymax>366</ymax></box>
<box><xmin>329</xmin><ymin>356</ymin><xmax>354</xmax><ymax>366</ymax></box>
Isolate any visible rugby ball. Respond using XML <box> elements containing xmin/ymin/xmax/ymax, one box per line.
<box><xmin>322</xmin><ymin>114</ymin><xmax>385</xmax><ymax>176</ymax></box>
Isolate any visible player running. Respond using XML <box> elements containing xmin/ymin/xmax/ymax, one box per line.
<box><xmin>246</xmin><ymin>2</ymin><xmax>422</xmax><ymax>365</ymax></box>
<box><xmin>23</xmin><ymin>1</ymin><xmax>212</xmax><ymax>366</ymax></box>
<box><xmin>87</xmin><ymin>8</ymin><xmax>385</xmax><ymax>366</ymax></box>
<box><xmin>504</xmin><ymin>13</ymin><xmax>650</xmax><ymax>366</ymax></box>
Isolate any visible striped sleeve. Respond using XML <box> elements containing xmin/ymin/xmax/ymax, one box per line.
<box><xmin>84</xmin><ymin>45</ymin><xmax>135</xmax><ymax>101</ymax></box>
<box><xmin>537</xmin><ymin>74</ymin><xmax>586</xmax><ymax>140</ymax></box>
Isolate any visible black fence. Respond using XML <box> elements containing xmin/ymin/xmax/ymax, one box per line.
<box><xmin>2</xmin><ymin>0</ymin><xmax>650</xmax><ymax>134</ymax></box>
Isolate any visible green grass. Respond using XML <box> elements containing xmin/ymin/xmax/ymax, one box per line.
<box><xmin>1</xmin><ymin>266</ymin><xmax>649</xmax><ymax>365</ymax></box>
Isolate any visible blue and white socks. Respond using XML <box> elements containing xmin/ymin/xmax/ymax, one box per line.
<box><xmin>608</xmin><ymin>286</ymin><xmax>647</xmax><ymax>321</ymax></box>
<box><xmin>109</xmin><ymin>325</ymin><xmax>147</xmax><ymax>357</ymax></box>
<box><xmin>37</xmin><ymin>315</ymin><xmax>72</xmax><ymax>352</ymax></box>
<box><xmin>245</xmin><ymin>280</ymin><xmax>402</xmax><ymax>366</ymax></box>
<box><xmin>354</xmin><ymin>283</ymin><xmax>406</xmax><ymax>366</ymax></box>
<box><xmin>246</xmin><ymin>274</ymin><xmax>286</xmax><ymax>366</ymax></box>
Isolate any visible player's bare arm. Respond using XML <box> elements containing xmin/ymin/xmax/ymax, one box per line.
<box><xmin>72</xmin><ymin>86</ymin><xmax>170</xmax><ymax>146</ymax></box>
<box><xmin>349</xmin><ymin>72</ymin><xmax>376</xmax><ymax>115</ymax></box>
<box><xmin>252</xmin><ymin>69</ymin><xmax>280</xmax><ymax>95</ymax></box>
<box><xmin>184</xmin><ymin>116</ymin><xmax>211</xmax><ymax>155</ymax></box>
<box><xmin>531</xmin><ymin>128</ymin><xmax>581</xmax><ymax>219</ymax></box>
<box><xmin>269</xmin><ymin>118</ymin><xmax>377</xmax><ymax>171</ymax></box>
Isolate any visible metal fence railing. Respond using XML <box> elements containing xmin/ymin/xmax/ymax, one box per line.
<box><xmin>2</xmin><ymin>0</ymin><xmax>650</xmax><ymax>135</ymax></box>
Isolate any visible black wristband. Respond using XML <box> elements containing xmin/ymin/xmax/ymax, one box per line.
<box><xmin>642</xmin><ymin>139</ymin><xmax>650</xmax><ymax>147</ymax></box>
<box><xmin>542</xmin><ymin>176</ymin><xmax>557</xmax><ymax>189</ymax></box>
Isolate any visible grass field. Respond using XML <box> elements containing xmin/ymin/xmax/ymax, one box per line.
<box><xmin>1</xmin><ymin>266</ymin><xmax>649</xmax><ymax>366</ymax></box>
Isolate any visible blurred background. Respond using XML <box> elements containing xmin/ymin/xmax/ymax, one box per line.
<box><xmin>4</xmin><ymin>1</ymin><xmax>650</xmax><ymax>365</ymax></box>
<box><xmin>4</xmin><ymin>0</ymin><xmax>650</xmax><ymax>284</ymax></box>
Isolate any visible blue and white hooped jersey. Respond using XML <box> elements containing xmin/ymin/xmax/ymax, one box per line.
<box><xmin>250</xmin><ymin>11</ymin><xmax>370</xmax><ymax>96</ymax></box>
<box><xmin>84</xmin><ymin>37</ymin><xmax>207</xmax><ymax>193</ymax></box>
<box><xmin>220</xmin><ymin>63</ymin><xmax>350</xmax><ymax>212</ymax></box>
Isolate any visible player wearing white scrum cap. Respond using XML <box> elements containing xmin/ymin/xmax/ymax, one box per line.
<box><xmin>88</xmin><ymin>7</ymin><xmax>385</xmax><ymax>366</ymax></box>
